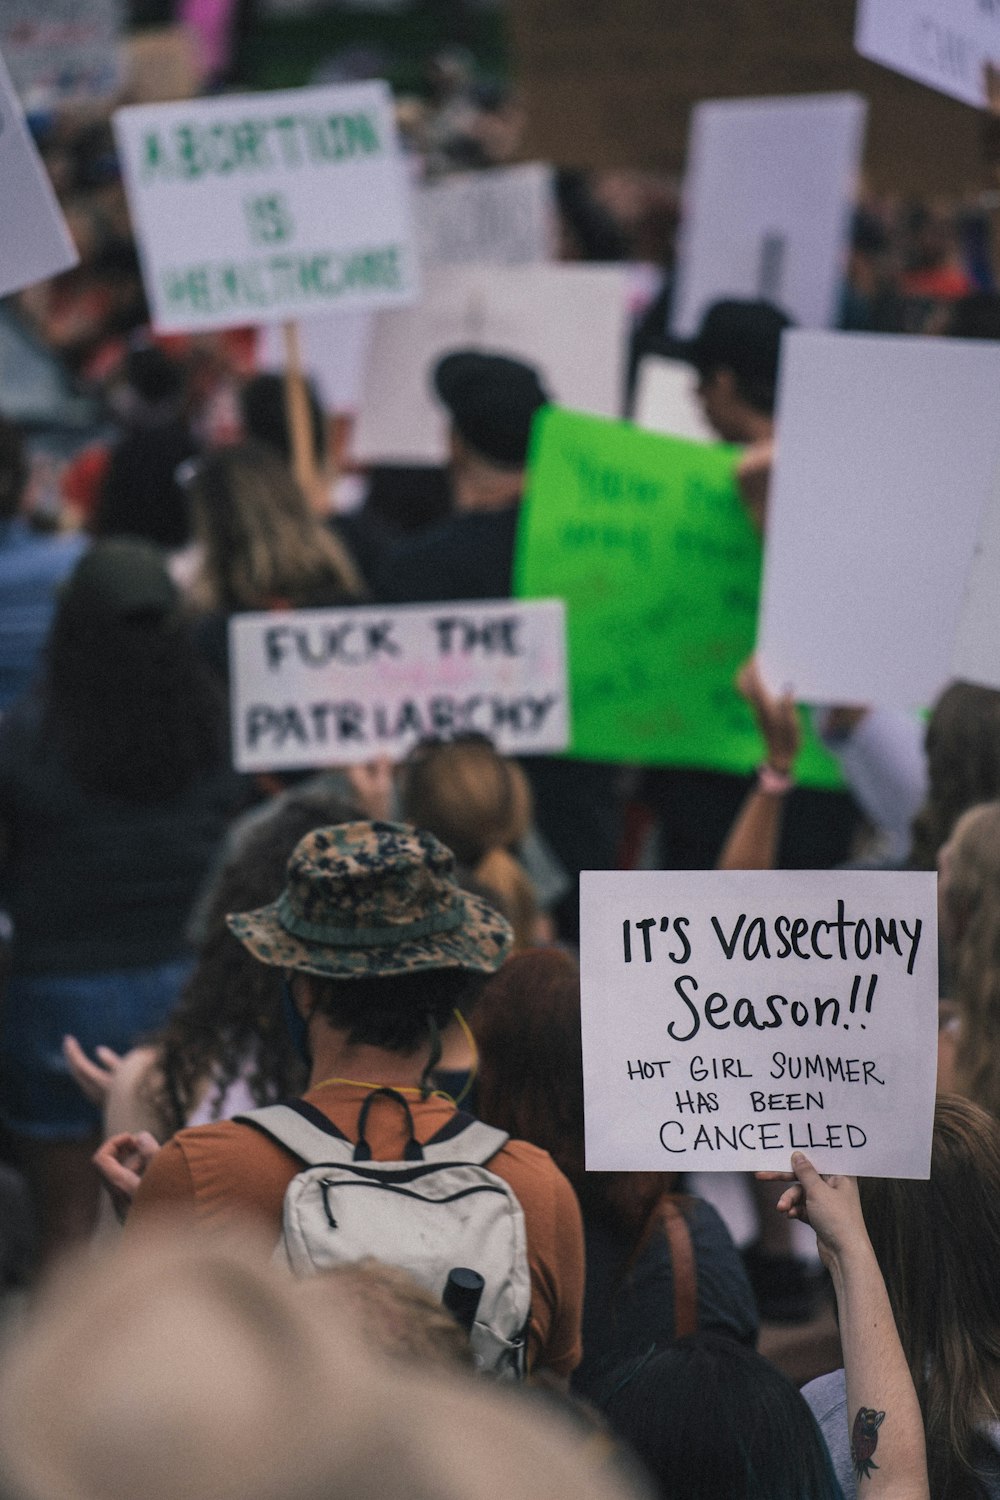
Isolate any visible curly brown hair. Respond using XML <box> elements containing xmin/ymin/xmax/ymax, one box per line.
<box><xmin>149</xmin><ymin>786</ymin><xmax>361</xmax><ymax>1133</ymax></box>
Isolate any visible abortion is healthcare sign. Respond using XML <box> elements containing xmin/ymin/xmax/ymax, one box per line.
<box><xmin>113</xmin><ymin>81</ymin><xmax>418</xmax><ymax>334</ymax></box>
<box><xmin>580</xmin><ymin>869</ymin><xmax>939</xmax><ymax>1178</ymax></box>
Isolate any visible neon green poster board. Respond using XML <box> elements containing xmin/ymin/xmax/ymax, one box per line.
<box><xmin>513</xmin><ymin>407</ymin><xmax>843</xmax><ymax>789</ymax></box>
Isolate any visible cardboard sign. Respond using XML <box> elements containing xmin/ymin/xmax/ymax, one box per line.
<box><xmin>632</xmin><ymin>355</ymin><xmax>714</xmax><ymax>443</ymax></box>
<box><xmin>351</xmin><ymin>264</ymin><xmax>628</xmax><ymax>464</ymax></box>
<box><xmin>757</xmin><ymin>331</ymin><xmax>1000</xmax><ymax>709</ymax></box>
<box><xmin>229</xmin><ymin>599</ymin><xmax>569</xmax><ymax>772</ymax></box>
<box><xmin>856</xmin><ymin>0</ymin><xmax>1000</xmax><ymax>110</ymax></box>
<box><xmin>113</xmin><ymin>81</ymin><xmax>418</xmax><ymax>335</ymax></box>
<box><xmin>580</xmin><ymin>869</ymin><xmax>938</xmax><ymax>1177</ymax></box>
<box><xmin>514</xmin><ymin>407</ymin><xmax>843</xmax><ymax>788</ymax></box>
<box><xmin>0</xmin><ymin>49</ymin><xmax>79</xmax><ymax>299</ymax></box>
<box><xmin>508</xmin><ymin>0</ymin><xmax>983</xmax><ymax>196</ymax></box>
<box><xmin>415</xmin><ymin>163</ymin><xmax>555</xmax><ymax>266</ymax></box>
<box><xmin>671</xmin><ymin>94</ymin><xmax>866</xmax><ymax>337</ymax></box>
<box><xmin>1</xmin><ymin>0</ymin><xmax>123</xmax><ymax>110</ymax></box>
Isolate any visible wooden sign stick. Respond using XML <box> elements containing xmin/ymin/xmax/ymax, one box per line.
<box><xmin>282</xmin><ymin>319</ymin><xmax>322</xmax><ymax>506</ymax></box>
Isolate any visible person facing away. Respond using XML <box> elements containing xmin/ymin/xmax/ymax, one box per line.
<box><xmin>126</xmin><ymin>820</ymin><xmax>586</xmax><ymax>1379</ymax></box>
<box><xmin>667</xmin><ymin>297</ymin><xmax>792</xmax><ymax>445</ymax></box>
<box><xmin>373</xmin><ymin>349</ymin><xmax>550</xmax><ymax>604</ymax></box>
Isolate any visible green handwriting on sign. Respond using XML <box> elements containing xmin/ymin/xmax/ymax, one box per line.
<box><xmin>162</xmin><ymin>244</ymin><xmax>403</xmax><ymax>315</ymax></box>
<box><xmin>140</xmin><ymin>111</ymin><xmax>381</xmax><ymax>183</ymax></box>
<box><xmin>513</xmin><ymin>408</ymin><xmax>843</xmax><ymax>789</ymax></box>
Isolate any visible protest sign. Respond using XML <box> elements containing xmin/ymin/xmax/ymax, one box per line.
<box><xmin>757</xmin><ymin>331</ymin><xmax>1000</xmax><ymax>709</ymax></box>
<box><xmin>632</xmin><ymin>355</ymin><xmax>714</xmax><ymax>443</ymax></box>
<box><xmin>351</xmin><ymin>264</ymin><xmax>628</xmax><ymax>464</ymax></box>
<box><xmin>951</xmin><ymin>469</ymin><xmax>1000</xmax><ymax>690</ymax></box>
<box><xmin>256</xmin><ymin>310</ymin><xmax>373</xmax><ymax>416</ymax></box>
<box><xmin>856</xmin><ymin>0</ymin><xmax>1000</xmax><ymax>110</ymax></box>
<box><xmin>671</xmin><ymin>94</ymin><xmax>866</xmax><ymax>336</ymax></box>
<box><xmin>580</xmin><ymin>869</ymin><xmax>938</xmax><ymax>1177</ymax></box>
<box><xmin>113</xmin><ymin>81</ymin><xmax>418</xmax><ymax>335</ymax></box>
<box><xmin>1</xmin><ymin>0</ymin><xmax>123</xmax><ymax>111</ymax></box>
<box><xmin>0</xmin><ymin>49</ymin><xmax>79</xmax><ymax>299</ymax></box>
<box><xmin>229</xmin><ymin>599</ymin><xmax>568</xmax><ymax>773</ymax></box>
<box><xmin>514</xmin><ymin>407</ymin><xmax>843</xmax><ymax>788</ymax></box>
<box><xmin>415</xmin><ymin>163</ymin><xmax>555</xmax><ymax>266</ymax></box>
<box><xmin>508</xmin><ymin>0</ymin><xmax>982</xmax><ymax>195</ymax></box>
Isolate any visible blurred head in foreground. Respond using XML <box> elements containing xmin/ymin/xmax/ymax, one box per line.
<box><xmin>0</xmin><ymin>1229</ymin><xmax>643</xmax><ymax>1500</ymax></box>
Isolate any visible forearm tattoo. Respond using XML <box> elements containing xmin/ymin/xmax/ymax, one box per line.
<box><xmin>851</xmin><ymin>1407</ymin><xmax>885</xmax><ymax>1481</ymax></box>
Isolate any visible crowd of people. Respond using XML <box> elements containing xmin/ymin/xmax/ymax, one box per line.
<box><xmin>5</xmin><ymin>22</ymin><xmax>1000</xmax><ymax>1500</ymax></box>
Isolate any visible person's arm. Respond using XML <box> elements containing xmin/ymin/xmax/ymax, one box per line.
<box><xmin>717</xmin><ymin>658</ymin><xmax>799</xmax><ymax>871</ymax></box>
<box><xmin>768</xmin><ymin>1155</ymin><xmax>929</xmax><ymax>1500</ymax></box>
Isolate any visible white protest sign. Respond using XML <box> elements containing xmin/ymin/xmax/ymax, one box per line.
<box><xmin>671</xmin><ymin>94</ymin><xmax>867</xmax><ymax>337</ymax></box>
<box><xmin>952</xmin><ymin>468</ymin><xmax>1000</xmax><ymax>689</ymax></box>
<box><xmin>856</xmin><ymin>0</ymin><xmax>1000</xmax><ymax>110</ymax></box>
<box><xmin>632</xmin><ymin>355</ymin><xmax>714</xmax><ymax>443</ymax></box>
<box><xmin>113</xmin><ymin>81</ymin><xmax>418</xmax><ymax>335</ymax></box>
<box><xmin>580</xmin><ymin>869</ymin><xmax>938</xmax><ymax>1177</ymax></box>
<box><xmin>229</xmin><ymin>599</ymin><xmax>569</xmax><ymax>772</ymax></box>
<box><xmin>256</xmin><ymin>310</ymin><xmax>374</xmax><ymax>415</ymax></box>
<box><xmin>0</xmin><ymin>49</ymin><xmax>79</xmax><ymax>299</ymax></box>
<box><xmin>415</xmin><ymin>163</ymin><xmax>555</xmax><ymax>267</ymax></box>
<box><xmin>757</xmin><ymin>330</ymin><xmax>1000</xmax><ymax>708</ymax></box>
<box><xmin>352</xmin><ymin>263</ymin><xmax>629</xmax><ymax>464</ymax></box>
<box><xmin>1</xmin><ymin>0</ymin><xmax>123</xmax><ymax>110</ymax></box>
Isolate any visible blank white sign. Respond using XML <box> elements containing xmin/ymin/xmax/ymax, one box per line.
<box><xmin>352</xmin><ymin>263</ymin><xmax>629</xmax><ymax>464</ymax></box>
<box><xmin>632</xmin><ymin>355</ymin><xmax>715</xmax><ymax>443</ymax></box>
<box><xmin>757</xmin><ymin>330</ymin><xmax>1000</xmax><ymax>708</ymax></box>
<box><xmin>0</xmin><ymin>47</ymin><xmax>78</xmax><ymax>298</ymax></box>
<box><xmin>671</xmin><ymin>94</ymin><xmax>867</xmax><ymax>337</ymax></box>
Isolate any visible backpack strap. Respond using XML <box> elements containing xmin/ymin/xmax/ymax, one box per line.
<box><xmin>626</xmin><ymin>1193</ymin><xmax>699</xmax><ymax>1342</ymax></box>
<box><xmin>235</xmin><ymin>1095</ymin><xmax>509</xmax><ymax>1170</ymax></box>
<box><xmin>419</xmin><ymin>1112</ymin><xmax>510</xmax><ymax>1168</ymax></box>
<box><xmin>234</xmin><ymin>1101</ymin><xmax>357</xmax><ymax>1167</ymax></box>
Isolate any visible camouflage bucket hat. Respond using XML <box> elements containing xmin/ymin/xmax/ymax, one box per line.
<box><xmin>226</xmin><ymin>821</ymin><xmax>513</xmax><ymax>979</ymax></box>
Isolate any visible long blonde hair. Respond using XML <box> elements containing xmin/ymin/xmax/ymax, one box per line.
<box><xmin>398</xmin><ymin>737</ymin><xmax>539</xmax><ymax>949</ymax></box>
<box><xmin>946</xmin><ymin>801</ymin><xmax>1000</xmax><ymax>1119</ymax></box>
<box><xmin>190</xmin><ymin>441</ymin><xmax>364</xmax><ymax>612</ymax></box>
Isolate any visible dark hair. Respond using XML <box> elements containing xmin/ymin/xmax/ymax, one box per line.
<box><xmin>153</xmin><ymin>788</ymin><xmax>362</xmax><ymax>1132</ymax></box>
<box><xmin>92</xmin><ymin>423</ymin><xmax>196</xmax><ymax>549</ymax></box>
<box><xmin>44</xmin><ymin>593</ymin><xmax>225</xmax><ymax>804</ymax></box>
<box><xmin>473</xmin><ymin>949</ymin><xmax>669</xmax><ymax>1238</ymax></box>
<box><xmin>308</xmin><ymin>968</ymin><xmax>486</xmax><ymax>1053</ymax></box>
<box><xmin>860</xmin><ymin>1096</ymin><xmax>1000</xmax><ymax>1500</ymax></box>
<box><xmin>600</xmin><ymin>1334</ymin><xmax>842</xmax><ymax>1500</ymax></box>
<box><xmin>0</xmin><ymin>417</ymin><xmax>28</xmax><ymax>522</ymax></box>
<box><xmin>240</xmin><ymin>373</ymin><xmax>326</xmax><ymax>467</ymax></box>
<box><xmin>909</xmin><ymin>682</ymin><xmax>1000</xmax><ymax>869</ymax></box>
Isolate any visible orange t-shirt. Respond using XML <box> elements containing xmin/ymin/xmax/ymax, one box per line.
<box><xmin>127</xmin><ymin>1085</ymin><xmax>585</xmax><ymax>1377</ymax></box>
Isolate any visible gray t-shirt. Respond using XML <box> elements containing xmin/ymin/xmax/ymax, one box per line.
<box><xmin>803</xmin><ymin>1367</ymin><xmax>1000</xmax><ymax>1500</ymax></box>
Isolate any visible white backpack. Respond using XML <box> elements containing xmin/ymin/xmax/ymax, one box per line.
<box><xmin>235</xmin><ymin>1088</ymin><xmax>532</xmax><ymax>1378</ymax></box>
